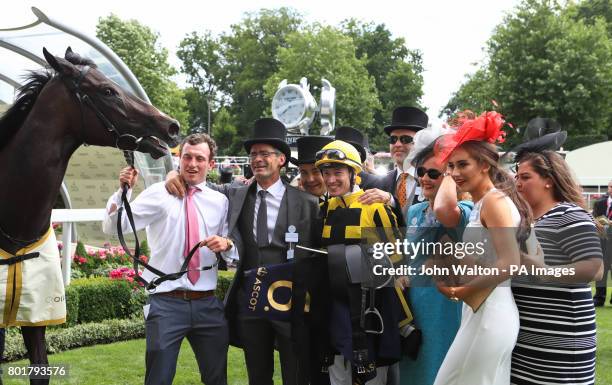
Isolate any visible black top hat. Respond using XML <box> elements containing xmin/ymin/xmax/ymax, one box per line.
<box><xmin>243</xmin><ymin>118</ymin><xmax>291</xmax><ymax>161</ymax></box>
<box><xmin>291</xmin><ymin>136</ymin><xmax>333</xmax><ymax>165</ymax></box>
<box><xmin>219</xmin><ymin>167</ymin><xmax>234</xmax><ymax>184</ymax></box>
<box><xmin>362</xmin><ymin>134</ymin><xmax>377</xmax><ymax>155</ymax></box>
<box><xmin>335</xmin><ymin>126</ymin><xmax>367</xmax><ymax>162</ymax></box>
<box><xmin>384</xmin><ymin>106</ymin><xmax>428</xmax><ymax>135</ymax></box>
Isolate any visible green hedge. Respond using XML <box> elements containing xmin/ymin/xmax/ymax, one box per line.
<box><xmin>3</xmin><ymin>272</ymin><xmax>236</xmax><ymax>360</ymax></box>
<box><xmin>4</xmin><ymin>318</ymin><xmax>145</xmax><ymax>361</ymax></box>
<box><xmin>563</xmin><ymin>134</ymin><xmax>608</xmax><ymax>150</ymax></box>
<box><xmin>64</xmin><ymin>273</ymin><xmax>234</xmax><ymax>325</ymax></box>
<box><xmin>70</xmin><ymin>278</ymin><xmax>134</xmax><ymax>323</ymax></box>
<box><xmin>64</xmin><ymin>285</ymin><xmax>79</xmax><ymax>327</ymax></box>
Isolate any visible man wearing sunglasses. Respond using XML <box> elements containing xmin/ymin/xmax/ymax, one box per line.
<box><xmin>379</xmin><ymin>106</ymin><xmax>429</xmax><ymax>211</ymax></box>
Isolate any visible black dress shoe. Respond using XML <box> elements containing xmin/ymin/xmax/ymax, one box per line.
<box><xmin>593</xmin><ymin>297</ymin><xmax>605</xmax><ymax>307</ymax></box>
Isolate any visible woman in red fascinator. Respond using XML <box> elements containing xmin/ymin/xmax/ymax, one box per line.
<box><xmin>432</xmin><ymin>111</ymin><xmax>532</xmax><ymax>385</ymax></box>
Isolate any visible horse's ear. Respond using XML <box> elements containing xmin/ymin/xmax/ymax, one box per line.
<box><xmin>65</xmin><ymin>47</ymin><xmax>74</xmax><ymax>59</ymax></box>
<box><xmin>43</xmin><ymin>47</ymin><xmax>78</xmax><ymax>78</ymax></box>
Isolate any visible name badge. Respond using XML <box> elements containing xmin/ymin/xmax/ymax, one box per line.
<box><xmin>285</xmin><ymin>225</ymin><xmax>299</xmax><ymax>243</ymax></box>
<box><xmin>286</xmin><ymin>225</ymin><xmax>297</xmax><ymax>260</ymax></box>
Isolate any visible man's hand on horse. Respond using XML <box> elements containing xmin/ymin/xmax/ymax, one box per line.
<box><xmin>199</xmin><ymin>236</ymin><xmax>231</xmax><ymax>253</ymax></box>
<box><xmin>165</xmin><ymin>170</ymin><xmax>186</xmax><ymax>198</ymax></box>
<box><xmin>119</xmin><ymin>166</ymin><xmax>139</xmax><ymax>189</ymax></box>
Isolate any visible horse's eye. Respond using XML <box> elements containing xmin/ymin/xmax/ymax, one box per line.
<box><xmin>103</xmin><ymin>88</ymin><xmax>116</xmax><ymax>97</ymax></box>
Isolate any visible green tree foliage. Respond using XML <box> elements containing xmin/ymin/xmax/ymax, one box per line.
<box><xmin>178</xmin><ymin>9</ymin><xmax>424</xmax><ymax>152</ymax></box>
<box><xmin>96</xmin><ymin>14</ymin><xmax>189</xmax><ymax>132</ymax></box>
<box><xmin>442</xmin><ymin>68</ymin><xmax>495</xmax><ymax>118</ymax></box>
<box><xmin>572</xmin><ymin>0</ymin><xmax>612</xmax><ymax>35</ymax></box>
<box><xmin>264</xmin><ymin>25</ymin><xmax>380</xmax><ymax>135</ymax></box>
<box><xmin>178</xmin><ymin>8</ymin><xmax>302</xmax><ymax>141</ymax></box>
<box><xmin>212</xmin><ymin>107</ymin><xmax>239</xmax><ymax>155</ymax></box>
<box><xmin>342</xmin><ymin>20</ymin><xmax>425</xmax><ymax>139</ymax></box>
<box><xmin>445</xmin><ymin>0</ymin><xmax>612</xmax><ymax>147</ymax></box>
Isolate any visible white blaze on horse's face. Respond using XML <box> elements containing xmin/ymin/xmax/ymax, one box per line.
<box><xmin>180</xmin><ymin>142</ymin><xmax>215</xmax><ymax>186</ymax></box>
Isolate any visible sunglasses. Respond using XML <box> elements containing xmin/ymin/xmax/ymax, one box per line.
<box><xmin>416</xmin><ymin>167</ymin><xmax>443</xmax><ymax>180</ymax></box>
<box><xmin>389</xmin><ymin>135</ymin><xmax>414</xmax><ymax>145</ymax></box>
<box><xmin>315</xmin><ymin>149</ymin><xmax>347</xmax><ymax>161</ymax></box>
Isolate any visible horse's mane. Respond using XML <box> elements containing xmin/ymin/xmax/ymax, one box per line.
<box><xmin>0</xmin><ymin>70</ymin><xmax>52</xmax><ymax>150</ymax></box>
<box><xmin>0</xmin><ymin>50</ymin><xmax>97</xmax><ymax>150</ymax></box>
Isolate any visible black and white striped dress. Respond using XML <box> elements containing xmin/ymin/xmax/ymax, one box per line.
<box><xmin>511</xmin><ymin>203</ymin><xmax>603</xmax><ymax>385</ymax></box>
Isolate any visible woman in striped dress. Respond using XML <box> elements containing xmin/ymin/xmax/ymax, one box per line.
<box><xmin>513</xmin><ymin>150</ymin><xmax>603</xmax><ymax>385</ymax></box>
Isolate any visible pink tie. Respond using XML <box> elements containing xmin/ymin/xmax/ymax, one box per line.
<box><xmin>184</xmin><ymin>186</ymin><xmax>201</xmax><ymax>285</ymax></box>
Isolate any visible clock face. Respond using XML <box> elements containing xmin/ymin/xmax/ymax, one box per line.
<box><xmin>272</xmin><ymin>86</ymin><xmax>306</xmax><ymax>128</ymax></box>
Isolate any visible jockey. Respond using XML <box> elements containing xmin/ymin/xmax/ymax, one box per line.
<box><xmin>315</xmin><ymin>140</ymin><xmax>411</xmax><ymax>385</ymax></box>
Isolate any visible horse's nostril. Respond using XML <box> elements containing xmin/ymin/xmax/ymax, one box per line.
<box><xmin>169</xmin><ymin>122</ymin><xmax>180</xmax><ymax>137</ymax></box>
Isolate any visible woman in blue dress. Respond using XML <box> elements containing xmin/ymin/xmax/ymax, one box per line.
<box><xmin>399</xmin><ymin>139</ymin><xmax>473</xmax><ymax>385</ymax></box>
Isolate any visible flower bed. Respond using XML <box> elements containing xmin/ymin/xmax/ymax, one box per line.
<box><xmin>67</xmin><ymin>240</ymin><xmax>150</xmax><ymax>281</ymax></box>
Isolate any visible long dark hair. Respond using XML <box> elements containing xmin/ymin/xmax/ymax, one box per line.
<box><xmin>518</xmin><ymin>151</ymin><xmax>585</xmax><ymax>208</ymax></box>
<box><xmin>459</xmin><ymin>141</ymin><xmax>533</xmax><ymax>248</ymax></box>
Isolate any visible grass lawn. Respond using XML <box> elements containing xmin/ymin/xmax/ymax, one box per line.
<box><xmin>2</xmin><ymin>342</ymin><xmax>281</xmax><ymax>385</ymax></box>
<box><xmin>3</xmin><ymin>308</ymin><xmax>610</xmax><ymax>385</ymax></box>
<box><xmin>2</xmin><ymin>277</ymin><xmax>611</xmax><ymax>384</ymax></box>
<box><xmin>595</xmin><ymin>305</ymin><xmax>612</xmax><ymax>384</ymax></box>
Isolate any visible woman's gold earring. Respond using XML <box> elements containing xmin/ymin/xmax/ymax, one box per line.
<box><xmin>545</xmin><ymin>184</ymin><xmax>551</xmax><ymax>188</ymax></box>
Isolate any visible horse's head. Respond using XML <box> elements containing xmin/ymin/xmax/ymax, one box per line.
<box><xmin>42</xmin><ymin>47</ymin><xmax>180</xmax><ymax>159</ymax></box>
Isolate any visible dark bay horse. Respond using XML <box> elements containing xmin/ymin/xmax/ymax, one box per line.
<box><xmin>0</xmin><ymin>47</ymin><xmax>179</xmax><ymax>384</ymax></box>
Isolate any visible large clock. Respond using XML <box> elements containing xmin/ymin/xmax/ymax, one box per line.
<box><xmin>271</xmin><ymin>78</ymin><xmax>317</xmax><ymax>135</ymax></box>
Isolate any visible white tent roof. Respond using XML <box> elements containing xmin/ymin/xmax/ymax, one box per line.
<box><xmin>565</xmin><ymin>141</ymin><xmax>612</xmax><ymax>186</ymax></box>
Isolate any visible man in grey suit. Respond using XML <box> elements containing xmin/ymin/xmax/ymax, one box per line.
<box><xmin>208</xmin><ymin>118</ymin><xmax>320</xmax><ymax>385</ymax></box>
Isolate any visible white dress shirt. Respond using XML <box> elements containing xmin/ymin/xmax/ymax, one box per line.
<box><xmin>102</xmin><ymin>181</ymin><xmax>237</xmax><ymax>293</ymax></box>
<box><xmin>253</xmin><ymin>178</ymin><xmax>286</xmax><ymax>244</ymax></box>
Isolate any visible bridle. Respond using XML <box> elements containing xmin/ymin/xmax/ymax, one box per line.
<box><xmin>116</xmin><ymin>180</ymin><xmax>220</xmax><ymax>292</ymax></box>
<box><xmin>61</xmin><ymin>65</ymin><xmax>165</xmax><ymax>152</ymax></box>
<box><xmin>62</xmin><ymin>66</ymin><xmax>210</xmax><ymax>291</ymax></box>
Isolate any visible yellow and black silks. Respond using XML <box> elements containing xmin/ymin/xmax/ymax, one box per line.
<box><xmin>321</xmin><ymin>189</ymin><xmax>403</xmax><ymax>259</ymax></box>
<box><xmin>318</xmin><ymin>189</ymin><xmax>417</xmax><ymax>383</ymax></box>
